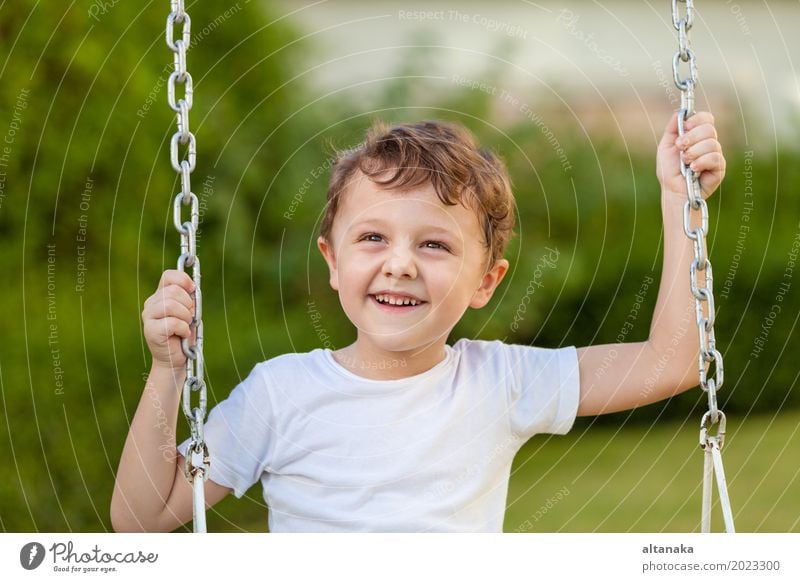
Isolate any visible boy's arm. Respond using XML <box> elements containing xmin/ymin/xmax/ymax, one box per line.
<box><xmin>110</xmin><ymin>364</ymin><xmax>231</xmax><ymax>532</ymax></box>
<box><xmin>111</xmin><ymin>270</ymin><xmax>232</xmax><ymax>532</ymax></box>
<box><xmin>575</xmin><ymin>111</ymin><xmax>725</xmax><ymax>417</ymax></box>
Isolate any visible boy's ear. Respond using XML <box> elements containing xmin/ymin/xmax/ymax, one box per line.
<box><xmin>469</xmin><ymin>258</ymin><xmax>509</xmax><ymax>309</ymax></box>
<box><xmin>317</xmin><ymin>236</ymin><xmax>339</xmax><ymax>291</ymax></box>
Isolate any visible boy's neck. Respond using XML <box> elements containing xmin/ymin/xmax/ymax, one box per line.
<box><xmin>331</xmin><ymin>339</ymin><xmax>448</xmax><ymax>381</ymax></box>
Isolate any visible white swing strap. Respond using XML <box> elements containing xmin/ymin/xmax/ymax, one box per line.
<box><xmin>192</xmin><ymin>470</ymin><xmax>208</xmax><ymax>533</ymax></box>
<box><xmin>700</xmin><ymin>415</ymin><xmax>735</xmax><ymax>533</ymax></box>
<box><xmin>185</xmin><ymin>434</ymin><xmax>211</xmax><ymax>534</ymax></box>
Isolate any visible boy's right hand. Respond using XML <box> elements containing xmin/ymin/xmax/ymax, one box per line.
<box><xmin>142</xmin><ymin>270</ymin><xmax>196</xmax><ymax>370</ymax></box>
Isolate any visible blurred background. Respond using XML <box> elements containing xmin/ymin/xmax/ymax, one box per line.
<box><xmin>0</xmin><ymin>0</ymin><xmax>798</xmax><ymax>532</ymax></box>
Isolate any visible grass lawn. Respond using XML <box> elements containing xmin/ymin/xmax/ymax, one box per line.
<box><xmin>204</xmin><ymin>409</ymin><xmax>799</xmax><ymax>532</ymax></box>
<box><xmin>505</xmin><ymin>409</ymin><xmax>800</xmax><ymax>532</ymax></box>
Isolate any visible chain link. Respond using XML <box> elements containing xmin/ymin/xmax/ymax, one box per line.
<box><xmin>671</xmin><ymin>0</ymin><xmax>734</xmax><ymax>533</ymax></box>
<box><xmin>166</xmin><ymin>0</ymin><xmax>209</xmax><ymax>532</ymax></box>
<box><xmin>671</xmin><ymin>0</ymin><xmax>725</xmax><ymax>427</ymax></box>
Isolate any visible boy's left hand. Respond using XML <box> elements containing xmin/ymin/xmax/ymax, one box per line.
<box><xmin>656</xmin><ymin>111</ymin><xmax>725</xmax><ymax>201</ymax></box>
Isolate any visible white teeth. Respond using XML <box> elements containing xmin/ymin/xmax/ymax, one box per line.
<box><xmin>375</xmin><ymin>294</ymin><xmax>419</xmax><ymax>306</ymax></box>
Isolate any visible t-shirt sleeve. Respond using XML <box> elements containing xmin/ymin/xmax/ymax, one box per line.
<box><xmin>177</xmin><ymin>363</ymin><xmax>274</xmax><ymax>498</ymax></box>
<box><xmin>503</xmin><ymin>343</ymin><xmax>581</xmax><ymax>440</ymax></box>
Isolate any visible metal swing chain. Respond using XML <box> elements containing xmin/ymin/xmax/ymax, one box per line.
<box><xmin>166</xmin><ymin>0</ymin><xmax>209</xmax><ymax>533</ymax></box>
<box><xmin>670</xmin><ymin>0</ymin><xmax>734</xmax><ymax>533</ymax></box>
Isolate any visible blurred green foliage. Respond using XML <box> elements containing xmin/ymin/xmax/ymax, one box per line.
<box><xmin>0</xmin><ymin>1</ymin><xmax>797</xmax><ymax>532</ymax></box>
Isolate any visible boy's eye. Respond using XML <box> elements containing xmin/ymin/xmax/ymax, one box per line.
<box><xmin>357</xmin><ymin>234</ymin><xmax>449</xmax><ymax>251</ymax></box>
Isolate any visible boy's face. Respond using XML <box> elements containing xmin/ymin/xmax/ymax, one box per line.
<box><xmin>317</xmin><ymin>172</ymin><xmax>509</xmax><ymax>355</ymax></box>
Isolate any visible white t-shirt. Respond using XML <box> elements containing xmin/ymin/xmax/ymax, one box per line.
<box><xmin>177</xmin><ymin>338</ymin><xmax>580</xmax><ymax>532</ymax></box>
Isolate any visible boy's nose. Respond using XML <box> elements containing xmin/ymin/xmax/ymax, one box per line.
<box><xmin>383</xmin><ymin>246</ymin><xmax>417</xmax><ymax>279</ymax></box>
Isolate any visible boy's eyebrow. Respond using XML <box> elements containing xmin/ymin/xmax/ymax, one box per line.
<box><xmin>349</xmin><ymin>218</ymin><xmax>461</xmax><ymax>239</ymax></box>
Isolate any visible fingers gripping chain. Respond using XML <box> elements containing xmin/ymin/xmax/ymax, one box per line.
<box><xmin>166</xmin><ymin>0</ymin><xmax>209</xmax><ymax>533</ymax></box>
<box><xmin>671</xmin><ymin>0</ymin><xmax>734</xmax><ymax>534</ymax></box>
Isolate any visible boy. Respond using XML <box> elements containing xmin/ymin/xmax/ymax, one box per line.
<box><xmin>111</xmin><ymin>112</ymin><xmax>725</xmax><ymax>532</ymax></box>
